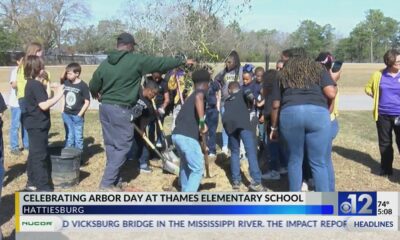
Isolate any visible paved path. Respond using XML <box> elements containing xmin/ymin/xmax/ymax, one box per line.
<box><xmin>1</xmin><ymin>93</ymin><xmax>373</xmax><ymax>111</ymax></box>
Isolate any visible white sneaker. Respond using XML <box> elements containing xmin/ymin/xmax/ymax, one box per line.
<box><xmin>301</xmin><ymin>181</ymin><xmax>309</xmax><ymax>192</ymax></box>
<box><xmin>279</xmin><ymin>167</ymin><xmax>288</xmax><ymax>174</ymax></box>
<box><xmin>155</xmin><ymin>142</ymin><xmax>163</xmax><ymax>148</ymax></box>
<box><xmin>221</xmin><ymin>147</ymin><xmax>229</xmax><ymax>155</ymax></box>
<box><xmin>208</xmin><ymin>153</ymin><xmax>216</xmax><ymax>158</ymax></box>
<box><xmin>261</xmin><ymin>170</ymin><xmax>281</xmax><ymax>180</ymax></box>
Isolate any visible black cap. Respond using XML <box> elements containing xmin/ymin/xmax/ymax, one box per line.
<box><xmin>117</xmin><ymin>32</ymin><xmax>137</xmax><ymax>45</ymax></box>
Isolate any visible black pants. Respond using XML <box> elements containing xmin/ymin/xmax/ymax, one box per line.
<box><xmin>376</xmin><ymin>115</ymin><xmax>400</xmax><ymax>174</ymax></box>
<box><xmin>27</xmin><ymin>128</ymin><xmax>53</xmax><ymax>191</ymax></box>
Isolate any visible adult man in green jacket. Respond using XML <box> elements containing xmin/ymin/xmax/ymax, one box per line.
<box><xmin>90</xmin><ymin>32</ymin><xmax>192</xmax><ymax>191</ymax></box>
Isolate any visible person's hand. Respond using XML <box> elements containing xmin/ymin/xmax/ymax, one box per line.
<box><xmin>157</xmin><ymin>107</ymin><xmax>165</xmax><ymax>116</ymax></box>
<box><xmin>259</xmin><ymin>115</ymin><xmax>264</xmax><ymax>124</ymax></box>
<box><xmin>60</xmin><ymin>70</ymin><xmax>67</xmax><ymax>83</ymax></box>
<box><xmin>269</xmin><ymin>129</ymin><xmax>279</xmax><ymax>142</ymax></box>
<box><xmin>200</xmin><ymin>124</ymin><xmax>208</xmax><ymax>135</ymax></box>
<box><xmin>50</xmin><ymin>82</ymin><xmax>60</xmax><ymax>89</ymax></box>
<box><xmin>329</xmin><ymin>69</ymin><xmax>341</xmax><ymax>82</ymax></box>
<box><xmin>56</xmin><ymin>84</ymin><xmax>64</xmax><ymax>98</ymax></box>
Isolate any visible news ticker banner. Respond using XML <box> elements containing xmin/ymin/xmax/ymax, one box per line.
<box><xmin>15</xmin><ymin>192</ymin><xmax>399</xmax><ymax>233</ymax></box>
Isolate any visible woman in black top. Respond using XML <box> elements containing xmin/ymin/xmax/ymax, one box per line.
<box><xmin>270</xmin><ymin>56</ymin><xmax>337</xmax><ymax>192</ymax></box>
<box><xmin>23</xmin><ymin>56</ymin><xmax>64</xmax><ymax>191</ymax></box>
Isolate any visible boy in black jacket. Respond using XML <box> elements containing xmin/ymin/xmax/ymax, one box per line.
<box><xmin>222</xmin><ymin>81</ymin><xmax>264</xmax><ymax>192</ymax></box>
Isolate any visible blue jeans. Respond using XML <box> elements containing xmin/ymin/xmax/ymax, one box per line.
<box><xmin>258</xmin><ymin>123</ymin><xmax>265</xmax><ymax>145</ymax></box>
<box><xmin>279</xmin><ymin>105</ymin><xmax>331</xmax><ymax>192</ymax></box>
<box><xmin>172</xmin><ymin>134</ymin><xmax>203</xmax><ymax>192</ymax></box>
<box><xmin>206</xmin><ymin>108</ymin><xmax>219</xmax><ymax>154</ymax></box>
<box><xmin>62</xmin><ymin>113</ymin><xmax>84</xmax><ymax>150</ymax></box>
<box><xmin>220</xmin><ymin>105</ymin><xmax>228</xmax><ymax>149</ymax></box>
<box><xmin>326</xmin><ymin>119</ymin><xmax>339</xmax><ymax>191</ymax></box>
<box><xmin>229</xmin><ymin>129</ymin><xmax>262</xmax><ymax>184</ymax></box>
<box><xmin>133</xmin><ymin>130</ymin><xmax>150</xmax><ymax>169</ymax></box>
<box><xmin>9</xmin><ymin>107</ymin><xmax>29</xmax><ymax>150</ymax></box>
<box><xmin>148</xmin><ymin>116</ymin><xmax>165</xmax><ymax>146</ymax></box>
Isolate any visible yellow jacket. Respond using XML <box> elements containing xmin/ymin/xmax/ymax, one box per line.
<box><xmin>364</xmin><ymin>70</ymin><xmax>383</xmax><ymax>121</ymax></box>
<box><xmin>16</xmin><ymin>65</ymin><xmax>51</xmax><ymax>99</ymax></box>
<box><xmin>167</xmin><ymin>72</ymin><xmax>192</xmax><ymax>104</ymax></box>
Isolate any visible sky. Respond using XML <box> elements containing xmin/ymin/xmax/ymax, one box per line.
<box><xmin>88</xmin><ymin>0</ymin><xmax>399</xmax><ymax>37</ymax></box>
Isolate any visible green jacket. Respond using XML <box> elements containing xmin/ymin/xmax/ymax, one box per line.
<box><xmin>89</xmin><ymin>51</ymin><xmax>184</xmax><ymax>106</ymax></box>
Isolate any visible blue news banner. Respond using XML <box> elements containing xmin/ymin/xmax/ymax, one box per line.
<box><xmin>15</xmin><ymin>192</ymin><xmax>399</xmax><ymax>234</ymax></box>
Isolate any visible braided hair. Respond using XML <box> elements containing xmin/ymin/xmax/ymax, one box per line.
<box><xmin>279</xmin><ymin>56</ymin><xmax>324</xmax><ymax>89</ymax></box>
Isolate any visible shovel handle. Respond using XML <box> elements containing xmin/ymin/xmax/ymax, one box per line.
<box><xmin>132</xmin><ymin>123</ymin><xmax>165</xmax><ymax>161</ymax></box>
<box><xmin>201</xmin><ymin>134</ymin><xmax>211</xmax><ymax>178</ymax></box>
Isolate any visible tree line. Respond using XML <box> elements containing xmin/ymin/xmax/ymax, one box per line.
<box><xmin>0</xmin><ymin>0</ymin><xmax>399</xmax><ymax>65</ymax></box>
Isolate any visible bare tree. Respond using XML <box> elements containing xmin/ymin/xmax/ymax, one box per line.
<box><xmin>0</xmin><ymin>0</ymin><xmax>90</xmax><ymax>53</ymax></box>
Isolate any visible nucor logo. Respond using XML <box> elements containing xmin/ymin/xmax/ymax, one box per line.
<box><xmin>22</xmin><ymin>221</ymin><xmax>53</xmax><ymax>226</ymax></box>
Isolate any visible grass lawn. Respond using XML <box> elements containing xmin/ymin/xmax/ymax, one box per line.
<box><xmin>1</xmin><ymin>110</ymin><xmax>400</xmax><ymax>238</ymax></box>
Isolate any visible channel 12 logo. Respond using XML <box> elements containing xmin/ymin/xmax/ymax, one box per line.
<box><xmin>338</xmin><ymin>192</ymin><xmax>377</xmax><ymax>216</ymax></box>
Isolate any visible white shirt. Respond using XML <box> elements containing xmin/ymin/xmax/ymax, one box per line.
<box><xmin>8</xmin><ymin>66</ymin><xmax>19</xmax><ymax>108</ymax></box>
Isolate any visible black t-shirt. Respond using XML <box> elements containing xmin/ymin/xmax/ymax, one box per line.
<box><xmin>24</xmin><ymin>79</ymin><xmax>50</xmax><ymax>130</ymax></box>
<box><xmin>271</xmin><ymin>70</ymin><xmax>335</xmax><ymax>109</ymax></box>
<box><xmin>64</xmin><ymin>80</ymin><xmax>90</xmax><ymax>115</ymax></box>
<box><xmin>134</xmin><ymin>90</ymin><xmax>156</xmax><ymax>130</ymax></box>
<box><xmin>263</xmin><ymin>73</ymin><xmax>278</xmax><ymax>118</ymax></box>
<box><xmin>154</xmin><ymin>78</ymin><xmax>168</xmax><ymax>107</ymax></box>
<box><xmin>172</xmin><ymin>90</ymin><xmax>206</xmax><ymax>140</ymax></box>
<box><xmin>222</xmin><ymin>90</ymin><xmax>252</xmax><ymax>134</ymax></box>
<box><xmin>0</xmin><ymin>93</ymin><xmax>7</xmax><ymax>126</ymax></box>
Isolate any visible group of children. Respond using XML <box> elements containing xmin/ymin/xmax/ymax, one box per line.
<box><xmin>7</xmin><ymin>46</ymin><xmax>90</xmax><ymax>191</ymax></box>
<box><xmin>4</xmin><ymin>45</ymin><xmax>331</xmax><ymax>193</ymax></box>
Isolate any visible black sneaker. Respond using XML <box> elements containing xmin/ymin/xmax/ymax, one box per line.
<box><xmin>232</xmin><ymin>181</ymin><xmax>241</xmax><ymax>190</ymax></box>
<box><xmin>248</xmin><ymin>183</ymin><xmax>266</xmax><ymax>192</ymax></box>
<box><xmin>140</xmin><ymin>166</ymin><xmax>152</xmax><ymax>174</ymax></box>
<box><xmin>379</xmin><ymin>169</ymin><xmax>393</xmax><ymax>177</ymax></box>
<box><xmin>10</xmin><ymin>149</ymin><xmax>23</xmax><ymax>156</ymax></box>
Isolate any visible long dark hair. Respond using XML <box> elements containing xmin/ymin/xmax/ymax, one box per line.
<box><xmin>226</xmin><ymin>50</ymin><xmax>241</xmax><ymax>80</ymax></box>
<box><xmin>279</xmin><ymin>56</ymin><xmax>324</xmax><ymax>89</ymax></box>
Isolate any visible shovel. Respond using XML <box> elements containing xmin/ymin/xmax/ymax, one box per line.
<box><xmin>151</xmin><ymin>99</ymin><xmax>180</xmax><ymax>165</ymax></box>
<box><xmin>133</xmin><ymin>123</ymin><xmax>180</xmax><ymax>175</ymax></box>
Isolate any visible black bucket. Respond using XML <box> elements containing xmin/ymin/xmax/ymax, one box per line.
<box><xmin>50</xmin><ymin>147</ymin><xmax>82</xmax><ymax>188</ymax></box>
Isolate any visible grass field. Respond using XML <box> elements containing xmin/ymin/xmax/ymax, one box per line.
<box><xmin>1</xmin><ymin>110</ymin><xmax>400</xmax><ymax>238</ymax></box>
<box><xmin>0</xmin><ymin>63</ymin><xmax>386</xmax><ymax>94</ymax></box>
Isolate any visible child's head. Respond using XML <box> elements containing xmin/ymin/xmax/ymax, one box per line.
<box><xmin>151</xmin><ymin>72</ymin><xmax>162</xmax><ymax>82</ymax></box>
<box><xmin>143</xmin><ymin>79</ymin><xmax>159</xmax><ymax>100</ymax></box>
<box><xmin>225</xmin><ymin>50</ymin><xmax>240</xmax><ymax>71</ymax></box>
<box><xmin>24</xmin><ymin>55</ymin><xmax>44</xmax><ymax>80</ymax></box>
<box><xmin>228</xmin><ymin>81</ymin><xmax>240</xmax><ymax>94</ymax></box>
<box><xmin>65</xmin><ymin>62</ymin><xmax>81</xmax><ymax>81</ymax></box>
<box><xmin>254</xmin><ymin>67</ymin><xmax>265</xmax><ymax>83</ymax></box>
<box><xmin>192</xmin><ymin>69</ymin><xmax>210</xmax><ymax>90</ymax></box>
<box><xmin>264</xmin><ymin>69</ymin><xmax>279</xmax><ymax>82</ymax></box>
<box><xmin>243</xmin><ymin>72</ymin><xmax>253</xmax><ymax>86</ymax></box>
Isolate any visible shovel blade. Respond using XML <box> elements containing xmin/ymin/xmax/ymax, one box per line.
<box><xmin>162</xmin><ymin>148</ymin><xmax>180</xmax><ymax>165</ymax></box>
<box><xmin>163</xmin><ymin>159</ymin><xmax>180</xmax><ymax>175</ymax></box>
